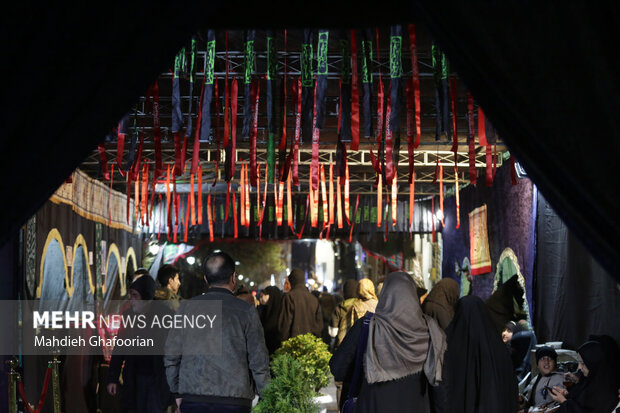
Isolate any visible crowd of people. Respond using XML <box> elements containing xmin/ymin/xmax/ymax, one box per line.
<box><xmin>106</xmin><ymin>252</ymin><xmax>620</xmax><ymax>413</ymax></box>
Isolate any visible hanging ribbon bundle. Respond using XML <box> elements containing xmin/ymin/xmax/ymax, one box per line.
<box><xmin>287</xmin><ymin>171</ymin><xmax>294</xmax><ymax>231</ymax></box>
<box><xmin>301</xmin><ymin>29</ymin><xmax>314</xmax><ymax>143</ymax></box>
<box><xmin>141</xmin><ymin>163</ymin><xmax>149</xmax><ymax>226</ymax></box>
<box><xmin>389</xmin><ymin>24</ymin><xmax>403</xmax><ymax>178</ymax></box>
<box><xmin>172</xmin><ymin>47</ymin><xmax>185</xmax><ymax>175</ymax></box>
<box><xmin>439</xmin><ymin>162</ymin><xmax>445</xmax><ymax>227</ymax></box>
<box><xmin>328</xmin><ymin>163</ymin><xmax>335</xmax><ymax>226</ymax></box>
<box><xmin>361</xmin><ymin>28</ymin><xmax>374</xmax><ymax>138</ymax></box>
<box><xmin>223</xmin><ymin>31</ymin><xmax>230</xmax><ymax>148</ymax></box>
<box><xmin>190</xmin><ymin>173</ymin><xmax>196</xmax><ymax>226</ymax></box>
<box><xmin>185</xmin><ymin>37</ymin><xmax>197</xmax><ymax>142</ymax></box>
<box><xmin>207</xmin><ymin>193</ymin><xmax>214</xmax><ymax>242</ymax></box>
<box><xmin>337</xmin><ymin>174</ymin><xmax>343</xmax><ymax>229</ymax></box>
<box><xmin>266</xmin><ymin>30</ymin><xmax>277</xmax><ymax>182</ymax></box>
<box><xmin>391</xmin><ymin>169</ymin><xmax>398</xmax><ymax>226</ymax></box>
<box><xmin>375</xmin><ymin>28</ymin><xmax>385</xmax><ymax>184</ymax></box>
<box><xmin>320</xmin><ymin>164</ymin><xmax>328</xmax><ymax>227</ymax></box>
<box><xmin>244</xmin><ymin>162</ymin><xmax>250</xmax><ymax>226</ymax></box>
<box><xmin>240</xmin><ymin>164</ymin><xmax>246</xmax><ymax>227</ymax></box>
<box><xmin>146</xmin><ymin>81</ymin><xmax>162</xmax><ymax>178</ymax></box>
<box><xmin>409</xmin><ymin>172</ymin><xmax>415</xmax><ymax>234</ymax></box>
<box><xmin>165</xmin><ymin>165</ymin><xmax>172</xmax><ymax>236</ymax></box>
<box><xmin>258</xmin><ymin>164</ymin><xmax>269</xmax><ymax>238</ymax></box>
<box><xmin>184</xmin><ymin>194</ymin><xmax>190</xmax><ymax>243</ymax></box>
<box><xmin>292</xmin><ymin>77</ymin><xmax>302</xmax><ymax>186</ymax></box>
<box><xmin>350</xmin><ymin>29</ymin><xmax>360</xmax><ymax>151</ymax></box>
<box><xmin>339</xmin><ymin>32</ymin><xmax>352</xmax><ymax>143</ymax></box>
<box><xmin>195</xmin><ymin>30</ymin><xmax>216</xmax><ymax>175</ymax></box>
<box><xmin>315</xmin><ymin>30</ymin><xmax>329</xmax><ymax>130</ymax></box>
<box><xmin>431</xmin><ymin>43</ymin><xmax>451</xmax><ymax>141</ymax></box>
<box><xmin>242</xmin><ymin>30</ymin><xmax>256</xmax><ymax>140</ymax></box>
<box><xmin>278</xmin><ymin>30</ymin><xmax>289</xmax><ymax>180</ymax></box>
<box><xmin>232</xmin><ymin>191</ymin><xmax>238</xmax><ymax>238</ymax></box>
<box><xmin>407</xmin><ymin>24</ymin><xmax>421</xmax><ymax>148</ymax></box>
<box><xmin>376</xmin><ymin>173</ymin><xmax>382</xmax><ymax>228</ymax></box>
<box><xmin>311</xmin><ymin>82</ymin><xmax>320</xmax><ymax>193</ymax></box>
<box><xmin>225</xmin><ymin>78</ymin><xmax>238</xmax><ymax>182</ymax></box>
<box><xmin>249</xmin><ymin>79</ymin><xmax>261</xmax><ymax>187</ymax></box>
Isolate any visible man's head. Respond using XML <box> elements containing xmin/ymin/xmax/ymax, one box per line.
<box><xmin>203</xmin><ymin>251</ymin><xmax>236</xmax><ymax>290</ymax></box>
<box><xmin>157</xmin><ymin>264</ymin><xmax>181</xmax><ymax>294</ymax></box>
<box><xmin>287</xmin><ymin>268</ymin><xmax>306</xmax><ymax>289</ymax></box>
<box><xmin>134</xmin><ymin>268</ymin><xmax>150</xmax><ymax>279</ymax></box>
<box><xmin>536</xmin><ymin>346</ymin><xmax>558</xmax><ymax>376</ymax></box>
<box><xmin>129</xmin><ymin>275</ymin><xmax>156</xmax><ymax>313</ymax></box>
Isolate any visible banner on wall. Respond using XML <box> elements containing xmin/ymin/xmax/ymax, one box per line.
<box><xmin>469</xmin><ymin>204</ymin><xmax>491</xmax><ymax>275</ymax></box>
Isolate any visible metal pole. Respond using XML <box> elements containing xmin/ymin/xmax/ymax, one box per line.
<box><xmin>51</xmin><ymin>355</ymin><xmax>61</xmax><ymax>413</ymax></box>
<box><xmin>7</xmin><ymin>357</ymin><xmax>18</xmax><ymax>413</ymax></box>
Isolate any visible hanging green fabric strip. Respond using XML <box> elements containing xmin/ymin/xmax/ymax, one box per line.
<box><xmin>266</xmin><ymin>31</ymin><xmax>276</xmax><ymax>182</ymax></box>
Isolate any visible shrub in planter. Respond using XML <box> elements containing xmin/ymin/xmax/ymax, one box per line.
<box><xmin>273</xmin><ymin>333</ymin><xmax>332</xmax><ymax>392</ymax></box>
<box><xmin>253</xmin><ymin>354</ymin><xmax>319</xmax><ymax>413</ymax></box>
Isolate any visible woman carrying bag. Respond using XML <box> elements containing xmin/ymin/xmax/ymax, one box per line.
<box><xmin>330</xmin><ymin>271</ymin><xmax>447</xmax><ymax>413</ymax></box>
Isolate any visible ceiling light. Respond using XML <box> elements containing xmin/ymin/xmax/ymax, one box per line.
<box><xmin>238</xmin><ymin>274</ymin><xmax>244</xmax><ymax>280</ymax></box>
<box><xmin>148</xmin><ymin>244</ymin><xmax>160</xmax><ymax>255</ymax></box>
<box><xmin>186</xmin><ymin>256</ymin><xmax>196</xmax><ymax>265</ymax></box>
<box><xmin>235</xmin><ymin>261</ymin><xmax>241</xmax><ymax>265</ymax></box>
<box><xmin>250</xmin><ymin>281</ymin><xmax>255</xmax><ymax>287</ymax></box>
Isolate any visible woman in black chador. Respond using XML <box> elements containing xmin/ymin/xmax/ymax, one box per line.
<box><xmin>445</xmin><ymin>295</ymin><xmax>518</xmax><ymax>413</ymax></box>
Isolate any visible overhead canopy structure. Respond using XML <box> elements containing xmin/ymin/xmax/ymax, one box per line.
<box><xmin>2</xmin><ymin>2</ymin><xmax>618</xmax><ymax>283</ymax></box>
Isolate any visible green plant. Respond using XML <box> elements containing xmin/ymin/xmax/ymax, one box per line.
<box><xmin>274</xmin><ymin>333</ymin><xmax>332</xmax><ymax>392</ymax></box>
<box><xmin>253</xmin><ymin>354</ymin><xmax>319</xmax><ymax>413</ymax></box>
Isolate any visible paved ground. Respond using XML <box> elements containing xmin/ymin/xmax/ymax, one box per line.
<box><xmin>316</xmin><ymin>377</ymin><xmax>339</xmax><ymax>412</ymax></box>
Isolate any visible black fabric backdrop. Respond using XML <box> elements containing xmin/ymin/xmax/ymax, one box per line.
<box><xmin>535</xmin><ymin>193</ymin><xmax>620</xmax><ymax>349</ymax></box>
<box><xmin>442</xmin><ymin>162</ymin><xmax>536</xmax><ymax>308</ymax></box>
<box><xmin>1</xmin><ymin>2</ymin><xmax>618</xmax><ymax>285</ymax></box>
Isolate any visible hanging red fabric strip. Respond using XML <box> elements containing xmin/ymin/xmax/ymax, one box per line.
<box><xmin>408</xmin><ymin>24</ymin><xmax>421</xmax><ymax>148</ymax></box>
<box><xmin>450</xmin><ymin>76</ymin><xmax>458</xmax><ymax>152</ymax></box>
<box><xmin>478</xmin><ymin>107</ymin><xmax>488</xmax><ymax>146</ymax></box>
<box><xmin>174</xmin><ymin>189</ymin><xmax>180</xmax><ymax>227</ymax></box>
<box><xmin>173</xmin><ymin>193</ymin><xmax>179</xmax><ymax>243</ymax></box>
<box><xmin>240</xmin><ymin>164</ymin><xmax>246</xmax><ymax>227</ymax></box>
<box><xmin>225</xmin><ymin>181</ymin><xmax>230</xmax><ymax>222</ymax></box>
<box><xmin>191</xmin><ymin>80</ymin><xmax>205</xmax><ymax>176</ymax></box>
<box><xmin>126</xmin><ymin>174</ymin><xmax>132</xmax><ymax>224</ymax></box>
<box><xmin>287</xmin><ymin>171</ymin><xmax>293</xmax><ymax>230</ymax></box>
<box><xmin>233</xmin><ymin>192</ymin><xmax>238</xmax><ymax>238</ymax></box>
<box><xmin>279</xmin><ymin>29</ymin><xmax>288</xmax><ymax>151</ymax></box>
<box><xmin>310</xmin><ymin>173</ymin><xmax>318</xmax><ymax>228</ymax></box>
<box><xmin>344</xmin><ymin>162</ymin><xmax>350</xmax><ymax>224</ymax></box>
<box><xmin>376</xmin><ymin>78</ymin><xmax>384</xmax><ymax>147</ymax></box>
<box><xmin>406</xmin><ymin>79</ymin><xmax>414</xmax><ymax>183</ymax></box>
<box><xmin>320</xmin><ymin>164</ymin><xmax>328</xmax><ymax>226</ymax></box>
<box><xmin>467</xmin><ymin>92</ymin><xmax>477</xmax><ymax>185</ymax></box>
<box><xmin>455</xmin><ymin>163</ymin><xmax>460</xmax><ymax>229</ymax></box>
<box><xmin>245</xmin><ymin>163</ymin><xmax>250</xmax><ymax>226</ymax></box>
<box><xmin>223</xmin><ymin>31</ymin><xmax>230</xmax><ymax>148</ymax></box>
<box><xmin>350</xmin><ymin>29</ymin><xmax>360</xmax><ymax>151</ymax></box>
<box><xmin>295</xmin><ymin>195</ymin><xmax>310</xmax><ymax>239</ymax></box>
<box><xmin>485</xmin><ymin>145</ymin><xmax>493</xmax><ymax>186</ymax></box>
<box><xmin>174</xmin><ymin>132</ymin><xmax>183</xmax><ymax>176</ymax></box>
<box><xmin>256</xmin><ymin>163</ymin><xmax>261</xmax><ymax>223</ymax></box>
<box><xmin>157</xmin><ymin>193</ymin><xmax>162</xmax><ymax>239</ymax></box>
<box><xmin>431</xmin><ymin>197</ymin><xmax>436</xmax><ymax>243</ymax></box>
<box><xmin>165</xmin><ymin>165</ymin><xmax>172</xmax><ymax>235</ymax></box>
<box><xmin>130</xmin><ymin>130</ymin><xmax>144</xmax><ymax>181</ymax></box>
<box><xmin>432</xmin><ymin>152</ymin><xmax>440</xmax><ymax>184</ymax></box>
<box><xmin>184</xmin><ymin>194</ymin><xmax>190</xmax><ymax>243</ymax></box>
<box><xmin>141</xmin><ymin>163</ymin><xmax>148</xmax><ymax>226</ymax></box>
<box><xmin>197</xmin><ymin>164</ymin><xmax>203</xmax><ymax>225</ymax></box>
<box><xmin>190</xmin><ymin>173</ymin><xmax>196</xmax><ymax>226</ymax></box>
<box><xmin>98</xmin><ymin>144</ymin><xmax>110</xmax><ymax>180</ymax></box>
<box><xmin>510</xmin><ymin>155</ymin><xmax>518</xmax><ymax>185</ymax></box>
<box><xmin>276</xmin><ymin>181</ymin><xmax>284</xmax><ymax>225</ymax></box>
<box><xmin>337</xmin><ymin>176</ymin><xmax>343</xmax><ymax>229</ymax></box>
<box><xmin>229</xmin><ymin>78</ymin><xmax>238</xmax><ymax>181</ymax></box>
<box><xmin>250</xmin><ymin>79</ymin><xmax>260</xmax><ymax>187</ymax></box>
<box><xmin>311</xmin><ymin>82</ymin><xmax>320</xmax><ymax>192</ymax></box>
<box><xmin>328</xmin><ymin>163</ymin><xmax>334</xmax><ymax>225</ymax></box>
<box><xmin>385</xmin><ymin>95</ymin><xmax>394</xmax><ymax>185</ymax></box>
<box><xmin>377</xmin><ymin>173</ymin><xmax>382</xmax><ymax>228</ymax></box>
<box><xmin>213</xmin><ymin>77</ymin><xmax>221</xmax><ymax>186</ymax></box>
<box><xmin>149</xmin><ymin>171</ymin><xmax>157</xmax><ymax>224</ymax></box>
<box><xmin>349</xmin><ymin>194</ymin><xmax>360</xmax><ymax>242</ymax></box>
<box><xmin>293</xmin><ymin>77</ymin><xmax>302</xmax><ymax>186</ymax></box>
<box><xmin>391</xmin><ymin>169</ymin><xmax>397</xmax><ymax>226</ymax></box>
<box><xmin>207</xmin><ymin>193</ymin><xmax>214</xmax><ymax>242</ymax></box>
<box><xmin>134</xmin><ymin>176</ymin><xmax>140</xmax><ymax>224</ymax></box>
<box><xmin>259</xmin><ymin>164</ymin><xmax>268</xmax><ymax>228</ymax></box>
<box><xmin>409</xmin><ymin>177</ymin><xmax>415</xmax><ymax>233</ymax></box>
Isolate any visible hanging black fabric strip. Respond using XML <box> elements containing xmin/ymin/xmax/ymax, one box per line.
<box><xmin>361</xmin><ymin>29</ymin><xmax>374</xmax><ymax>138</ymax></box>
<box><xmin>315</xmin><ymin>29</ymin><xmax>329</xmax><ymax>130</ymax></box>
<box><xmin>301</xmin><ymin>29</ymin><xmax>314</xmax><ymax>144</ymax></box>
<box><xmin>339</xmin><ymin>31</ymin><xmax>352</xmax><ymax>142</ymax></box>
<box><xmin>242</xmin><ymin>30</ymin><xmax>255</xmax><ymax>139</ymax></box>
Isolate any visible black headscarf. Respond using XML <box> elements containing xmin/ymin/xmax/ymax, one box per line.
<box><xmin>485</xmin><ymin>275</ymin><xmax>527</xmax><ymax>334</ymax></box>
<box><xmin>259</xmin><ymin>286</ymin><xmax>283</xmax><ymax>354</ymax></box>
<box><xmin>342</xmin><ymin>279</ymin><xmax>358</xmax><ymax>300</ymax></box>
<box><xmin>129</xmin><ymin>275</ymin><xmax>156</xmax><ymax>300</ymax></box>
<box><xmin>445</xmin><ymin>295</ymin><xmax>518</xmax><ymax>413</ymax></box>
<box><xmin>560</xmin><ymin>340</ymin><xmax>618</xmax><ymax>413</ymax></box>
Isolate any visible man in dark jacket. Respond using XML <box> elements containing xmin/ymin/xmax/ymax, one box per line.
<box><xmin>278</xmin><ymin>268</ymin><xmax>323</xmax><ymax>342</ymax></box>
<box><xmin>164</xmin><ymin>251</ymin><xmax>270</xmax><ymax>413</ymax></box>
